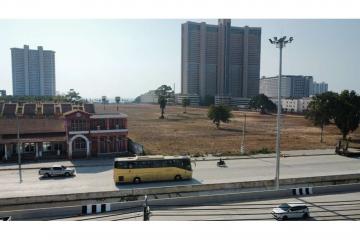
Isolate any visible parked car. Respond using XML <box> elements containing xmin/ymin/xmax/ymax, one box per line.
<box><xmin>272</xmin><ymin>203</ymin><xmax>309</xmax><ymax>220</ymax></box>
<box><xmin>39</xmin><ymin>165</ymin><xmax>76</xmax><ymax>178</ymax></box>
<box><xmin>1</xmin><ymin>216</ymin><xmax>11</xmax><ymax>221</ymax></box>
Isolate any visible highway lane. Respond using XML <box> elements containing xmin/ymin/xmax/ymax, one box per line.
<box><xmin>58</xmin><ymin>191</ymin><xmax>360</xmax><ymax>221</ymax></box>
<box><xmin>0</xmin><ymin>154</ymin><xmax>360</xmax><ymax>198</ymax></box>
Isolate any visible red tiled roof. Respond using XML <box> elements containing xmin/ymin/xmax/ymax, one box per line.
<box><xmin>0</xmin><ymin>135</ymin><xmax>66</xmax><ymax>144</ymax></box>
<box><xmin>0</xmin><ymin>118</ymin><xmax>65</xmax><ymax>135</ymax></box>
<box><xmin>63</xmin><ymin>109</ymin><xmax>91</xmax><ymax>116</ymax></box>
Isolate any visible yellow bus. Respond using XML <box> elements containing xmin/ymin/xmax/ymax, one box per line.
<box><xmin>113</xmin><ymin>155</ymin><xmax>193</xmax><ymax>184</ymax></box>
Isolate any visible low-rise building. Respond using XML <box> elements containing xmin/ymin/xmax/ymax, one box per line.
<box><xmin>270</xmin><ymin>97</ymin><xmax>312</xmax><ymax>113</ymax></box>
<box><xmin>176</xmin><ymin>94</ymin><xmax>200</xmax><ymax>106</ymax></box>
<box><xmin>139</xmin><ymin>90</ymin><xmax>158</xmax><ymax>104</ymax></box>
<box><xmin>0</xmin><ymin>103</ymin><xmax>128</xmax><ymax>161</ymax></box>
<box><xmin>0</xmin><ymin>90</ymin><xmax>6</xmax><ymax>96</ymax></box>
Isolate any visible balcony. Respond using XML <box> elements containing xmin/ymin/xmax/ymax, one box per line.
<box><xmin>90</xmin><ymin>128</ymin><xmax>128</xmax><ymax>134</ymax></box>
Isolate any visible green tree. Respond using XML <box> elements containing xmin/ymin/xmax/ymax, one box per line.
<box><xmin>115</xmin><ymin>96</ymin><xmax>121</xmax><ymax>111</ymax></box>
<box><xmin>65</xmin><ymin>89</ymin><xmax>82</xmax><ymax>104</ymax></box>
<box><xmin>207</xmin><ymin>105</ymin><xmax>233</xmax><ymax>129</ymax></box>
<box><xmin>155</xmin><ymin>85</ymin><xmax>173</xmax><ymax>119</ymax></box>
<box><xmin>133</xmin><ymin>96</ymin><xmax>141</xmax><ymax>103</ymax></box>
<box><xmin>158</xmin><ymin>95</ymin><xmax>167</xmax><ymax>119</ymax></box>
<box><xmin>249</xmin><ymin>94</ymin><xmax>277</xmax><ymax>114</ymax></box>
<box><xmin>333</xmin><ymin>90</ymin><xmax>360</xmax><ymax>140</ymax></box>
<box><xmin>305</xmin><ymin>92</ymin><xmax>337</xmax><ymax>143</ymax></box>
<box><xmin>182</xmin><ymin>97</ymin><xmax>190</xmax><ymax>113</ymax></box>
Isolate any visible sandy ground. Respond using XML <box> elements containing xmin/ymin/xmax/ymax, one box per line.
<box><xmin>95</xmin><ymin>103</ymin><xmax>359</xmax><ymax>155</ymax></box>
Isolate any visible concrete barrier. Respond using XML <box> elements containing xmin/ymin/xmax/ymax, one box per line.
<box><xmin>3</xmin><ymin>182</ymin><xmax>360</xmax><ymax>220</ymax></box>
<box><xmin>0</xmin><ymin>205</ymin><xmax>82</xmax><ymax>220</ymax></box>
<box><xmin>1</xmin><ymin>173</ymin><xmax>360</xmax><ymax>207</ymax></box>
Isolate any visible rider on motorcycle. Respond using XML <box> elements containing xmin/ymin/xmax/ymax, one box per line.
<box><xmin>218</xmin><ymin>158</ymin><xmax>225</xmax><ymax>166</ymax></box>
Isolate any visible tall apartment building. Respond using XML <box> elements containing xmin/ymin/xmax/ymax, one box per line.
<box><xmin>259</xmin><ymin>75</ymin><xmax>313</xmax><ymax>99</ymax></box>
<box><xmin>11</xmin><ymin>45</ymin><xmax>56</xmax><ymax>96</ymax></box>
<box><xmin>181</xmin><ymin>19</ymin><xmax>261</xmax><ymax>106</ymax></box>
<box><xmin>312</xmin><ymin>81</ymin><xmax>328</xmax><ymax>95</ymax></box>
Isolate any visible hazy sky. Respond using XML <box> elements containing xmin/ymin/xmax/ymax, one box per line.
<box><xmin>0</xmin><ymin>19</ymin><xmax>359</xmax><ymax>99</ymax></box>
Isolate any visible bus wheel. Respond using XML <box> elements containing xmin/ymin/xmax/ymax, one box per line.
<box><xmin>175</xmin><ymin>175</ymin><xmax>182</xmax><ymax>181</ymax></box>
<box><xmin>133</xmin><ymin>177</ymin><xmax>141</xmax><ymax>184</ymax></box>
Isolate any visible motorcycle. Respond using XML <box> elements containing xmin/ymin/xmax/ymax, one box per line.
<box><xmin>217</xmin><ymin>158</ymin><xmax>227</xmax><ymax>167</ymax></box>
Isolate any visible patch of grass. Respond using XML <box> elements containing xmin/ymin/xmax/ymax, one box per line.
<box><xmin>249</xmin><ymin>147</ymin><xmax>274</xmax><ymax>155</ymax></box>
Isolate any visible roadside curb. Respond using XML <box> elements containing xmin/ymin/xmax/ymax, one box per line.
<box><xmin>192</xmin><ymin>152</ymin><xmax>335</xmax><ymax>162</ymax></box>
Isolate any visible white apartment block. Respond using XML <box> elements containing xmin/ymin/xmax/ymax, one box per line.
<box><xmin>260</xmin><ymin>75</ymin><xmax>313</xmax><ymax>99</ymax></box>
<box><xmin>11</xmin><ymin>45</ymin><xmax>56</xmax><ymax>96</ymax></box>
<box><xmin>271</xmin><ymin>97</ymin><xmax>312</xmax><ymax>113</ymax></box>
<box><xmin>139</xmin><ymin>90</ymin><xmax>158</xmax><ymax>104</ymax></box>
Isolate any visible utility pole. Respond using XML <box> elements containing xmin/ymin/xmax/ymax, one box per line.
<box><xmin>269</xmin><ymin>36</ymin><xmax>293</xmax><ymax>190</ymax></box>
<box><xmin>16</xmin><ymin>116</ymin><xmax>23</xmax><ymax>183</ymax></box>
<box><xmin>241</xmin><ymin>113</ymin><xmax>246</xmax><ymax>154</ymax></box>
<box><xmin>143</xmin><ymin>195</ymin><xmax>150</xmax><ymax>221</ymax></box>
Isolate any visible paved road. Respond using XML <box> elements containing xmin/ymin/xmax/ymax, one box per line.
<box><xmin>58</xmin><ymin>191</ymin><xmax>360</xmax><ymax>221</ymax></box>
<box><xmin>0</xmin><ymin>152</ymin><xmax>359</xmax><ymax>198</ymax></box>
<box><xmin>0</xmin><ymin>149</ymin><xmax>335</xmax><ymax>170</ymax></box>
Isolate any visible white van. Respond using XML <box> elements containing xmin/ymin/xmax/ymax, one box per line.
<box><xmin>272</xmin><ymin>203</ymin><xmax>309</xmax><ymax>220</ymax></box>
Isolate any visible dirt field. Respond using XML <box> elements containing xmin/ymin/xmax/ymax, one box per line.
<box><xmin>95</xmin><ymin>103</ymin><xmax>359</xmax><ymax>156</ymax></box>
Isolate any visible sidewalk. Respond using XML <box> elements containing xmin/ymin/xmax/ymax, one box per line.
<box><xmin>0</xmin><ymin>149</ymin><xmax>335</xmax><ymax>171</ymax></box>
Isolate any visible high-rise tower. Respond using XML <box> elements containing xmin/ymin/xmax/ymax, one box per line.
<box><xmin>181</xmin><ymin>19</ymin><xmax>261</xmax><ymax>106</ymax></box>
<box><xmin>11</xmin><ymin>45</ymin><xmax>56</xmax><ymax>96</ymax></box>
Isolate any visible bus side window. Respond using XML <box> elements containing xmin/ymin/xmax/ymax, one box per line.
<box><xmin>139</xmin><ymin>161</ymin><xmax>149</xmax><ymax>168</ymax></box>
<box><xmin>115</xmin><ymin>162</ymin><xmax>128</xmax><ymax>169</ymax></box>
<box><xmin>168</xmin><ymin>160</ymin><xmax>175</xmax><ymax>167</ymax></box>
<box><xmin>153</xmin><ymin>161</ymin><xmax>162</xmax><ymax>168</ymax></box>
<box><xmin>128</xmin><ymin>162</ymin><xmax>133</xmax><ymax>169</ymax></box>
<box><xmin>175</xmin><ymin>159</ymin><xmax>182</xmax><ymax>167</ymax></box>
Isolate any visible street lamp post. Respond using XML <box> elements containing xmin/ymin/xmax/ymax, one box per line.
<box><xmin>16</xmin><ymin>116</ymin><xmax>23</xmax><ymax>183</ymax></box>
<box><xmin>269</xmin><ymin>36</ymin><xmax>293</xmax><ymax>190</ymax></box>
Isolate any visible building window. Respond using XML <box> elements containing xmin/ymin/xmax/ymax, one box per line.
<box><xmin>54</xmin><ymin>143</ymin><xmax>63</xmax><ymax>151</ymax></box>
<box><xmin>99</xmin><ymin>137</ymin><xmax>107</xmax><ymax>153</ymax></box>
<box><xmin>43</xmin><ymin>142</ymin><xmax>52</xmax><ymax>152</ymax></box>
<box><xmin>24</xmin><ymin>143</ymin><xmax>35</xmax><ymax>153</ymax></box>
<box><xmin>73</xmin><ymin>138</ymin><xmax>86</xmax><ymax>151</ymax></box>
<box><xmin>91</xmin><ymin>119</ymin><xmax>106</xmax><ymax>130</ymax></box>
<box><xmin>71</xmin><ymin>119</ymin><xmax>87</xmax><ymax>131</ymax></box>
<box><xmin>110</xmin><ymin>119</ymin><xmax>123</xmax><ymax>129</ymax></box>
